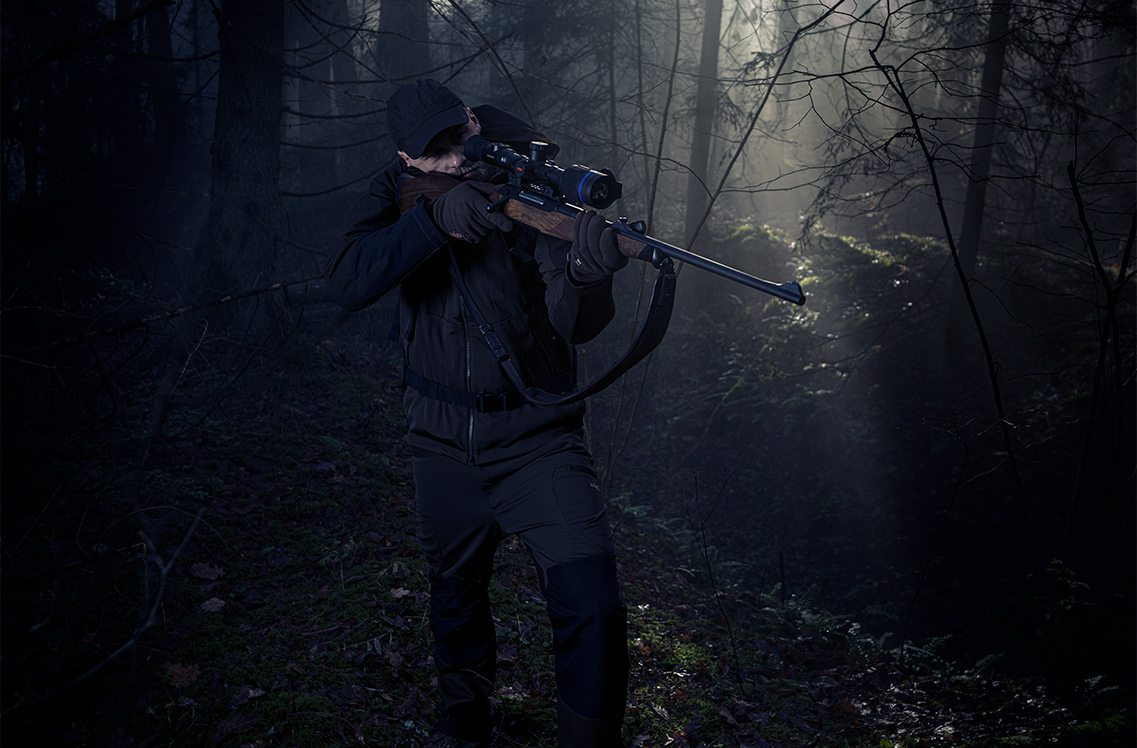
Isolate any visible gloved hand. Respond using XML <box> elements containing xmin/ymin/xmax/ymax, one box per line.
<box><xmin>569</xmin><ymin>210</ymin><xmax>626</xmax><ymax>283</ymax></box>
<box><xmin>429</xmin><ymin>181</ymin><xmax>513</xmax><ymax>242</ymax></box>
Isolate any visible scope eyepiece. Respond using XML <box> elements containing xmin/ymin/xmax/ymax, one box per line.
<box><xmin>463</xmin><ymin>134</ymin><xmax>500</xmax><ymax>165</ymax></box>
<box><xmin>464</xmin><ymin>135</ymin><xmax>622</xmax><ymax>209</ymax></box>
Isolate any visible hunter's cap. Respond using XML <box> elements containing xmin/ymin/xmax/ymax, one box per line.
<box><xmin>387</xmin><ymin>79</ymin><xmax>469</xmax><ymax>159</ymax></box>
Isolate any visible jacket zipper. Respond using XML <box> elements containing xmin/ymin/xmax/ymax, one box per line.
<box><xmin>463</xmin><ymin>300</ymin><xmax>475</xmax><ymax>466</ymax></box>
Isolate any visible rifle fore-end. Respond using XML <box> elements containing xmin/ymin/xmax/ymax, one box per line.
<box><xmin>396</xmin><ymin>173</ymin><xmax>652</xmax><ymax>262</ymax></box>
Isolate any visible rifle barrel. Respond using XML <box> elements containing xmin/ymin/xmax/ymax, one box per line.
<box><xmin>398</xmin><ymin>173</ymin><xmax>806</xmax><ymax>305</ymax></box>
<box><xmin>610</xmin><ymin>223</ymin><xmax>806</xmax><ymax>306</ymax></box>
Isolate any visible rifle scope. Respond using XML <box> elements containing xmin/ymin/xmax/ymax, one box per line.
<box><xmin>464</xmin><ymin>135</ymin><xmax>622</xmax><ymax>210</ymax></box>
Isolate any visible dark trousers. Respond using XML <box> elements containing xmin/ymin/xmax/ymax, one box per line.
<box><xmin>412</xmin><ymin>432</ymin><xmax>628</xmax><ymax>747</ymax></box>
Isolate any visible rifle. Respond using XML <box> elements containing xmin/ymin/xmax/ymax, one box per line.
<box><xmin>398</xmin><ymin>135</ymin><xmax>807</xmax><ymax>306</ymax></box>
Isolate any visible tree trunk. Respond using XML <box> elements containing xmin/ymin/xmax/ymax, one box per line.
<box><xmin>774</xmin><ymin>0</ymin><xmax>799</xmax><ymax>118</ymax></box>
<box><xmin>521</xmin><ymin>0</ymin><xmax>568</xmax><ymax>120</ymax></box>
<box><xmin>198</xmin><ymin>0</ymin><xmax>285</xmax><ymax>335</ymax></box>
<box><xmin>22</xmin><ymin>67</ymin><xmax>44</xmax><ymax>202</ymax></box>
<box><xmin>110</xmin><ymin>0</ymin><xmax>143</xmax><ymax>182</ymax></box>
<box><xmin>146</xmin><ymin>2</ymin><xmax>183</xmax><ymax>191</ymax></box>
<box><xmin>377</xmin><ymin>0</ymin><xmax>431</xmax><ymax>89</ymax></box>
<box><xmin>284</xmin><ymin>2</ymin><xmax>331</xmax><ymax>179</ymax></box>
<box><xmin>944</xmin><ymin>0</ymin><xmax>1010</xmax><ymax>383</ymax></box>
<box><xmin>684</xmin><ymin>0</ymin><xmax>723</xmax><ymax>248</ymax></box>
<box><xmin>328</xmin><ymin>0</ymin><xmax>356</xmax><ymax>110</ymax></box>
<box><xmin>605</xmin><ymin>0</ymin><xmax>621</xmax><ymax>178</ymax></box>
<box><xmin>328</xmin><ymin>0</ymin><xmax>357</xmax><ymax>182</ymax></box>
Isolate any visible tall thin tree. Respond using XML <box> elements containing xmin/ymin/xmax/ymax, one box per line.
<box><xmin>684</xmin><ymin>0</ymin><xmax>724</xmax><ymax>247</ymax></box>
<box><xmin>198</xmin><ymin>0</ymin><xmax>285</xmax><ymax>335</ymax></box>
<box><xmin>943</xmin><ymin>0</ymin><xmax>1010</xmax><ymax>387</ymax></box>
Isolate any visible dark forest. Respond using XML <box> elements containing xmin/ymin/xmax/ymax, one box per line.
<box><xmin>2</xmin><ymin>1</ymin><xmax>1134</xmax><ymax>746</ymax></box>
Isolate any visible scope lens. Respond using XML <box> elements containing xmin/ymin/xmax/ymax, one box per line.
<box><xmin>572</xmin><ymin>170</ymin><xmax>621</xmax><ymax>209</ymax></box>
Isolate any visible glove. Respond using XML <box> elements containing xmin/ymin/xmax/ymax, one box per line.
<box><xmin>569</xmin><ymin>210</ymin><xmax>626</xmax><ymax>283</ymax></box>
<box><xmin>429</xmin><ymin>181</ymin><xmax>513</xmax><ymax>242</ymax></box>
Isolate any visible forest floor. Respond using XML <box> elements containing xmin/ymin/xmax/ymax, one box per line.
<box><xmin>1</xmin><ymin>316</ymin><xmax>1131</xmax><ymax>748</ymax></box>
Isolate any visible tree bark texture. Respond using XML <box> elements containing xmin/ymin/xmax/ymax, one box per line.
<box><xmin>146</xmin><ymin>1</ymin><xmax>183</xmax><ymax>186</ymax></box>
<box><xmin>684</xmin><ymin>0</ymin><xmax>723</xmax><ymax>248</ymax></box>
<box><xmin>200</xmin><ymin>0</ymin><xmax>285</xmax><ymax>316</ymax></box>
<box><xmin>945</xmin><ymin>0</ymin><xmax>1010</xmax><ymax>371</ymax></box>
<box><xmin>378</xmin><ymin>0</ymin><xmax>431</xmax><ymax>89</ymax></box>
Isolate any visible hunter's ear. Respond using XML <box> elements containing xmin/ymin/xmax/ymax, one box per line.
<box><xmin>467</xmin><ymin>108</ymin><xmax>481</xmax><ymax>134</ymax></box>
<box><xmin>398</xmin><ymin>150</ymin><xmax>411</xmax><ymax>166</ymax></box>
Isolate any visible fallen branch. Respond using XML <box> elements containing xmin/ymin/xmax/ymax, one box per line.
<box><xmin>1</xmin><ymin>508</ymin><xmax>204</xmax><ymax>717</ymax></box>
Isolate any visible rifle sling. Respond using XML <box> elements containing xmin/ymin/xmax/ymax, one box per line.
<box><xmin>443</xmin><ymin>248</ymin><xmax>676</xmax><ymax>408</ymax></box>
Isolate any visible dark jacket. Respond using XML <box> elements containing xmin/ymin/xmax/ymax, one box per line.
<box><xmin>326</xmin><ymin>106</ymin><xmax>615</xmax><ymax>464</ymax></box>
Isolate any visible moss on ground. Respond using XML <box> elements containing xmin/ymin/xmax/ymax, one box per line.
<box><xmin>2</xmin><ymin>316</ymin><xmax>1121</xmax><ymax>747</ymax></box>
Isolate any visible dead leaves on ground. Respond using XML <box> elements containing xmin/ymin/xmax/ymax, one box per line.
<box><xmin>2</xmin><ymin>342</ymin><xmax>1104</xmax><ymax>748</ymax></box>
<box><xmin>190</xmin><ymin>561</ymin><xmax>225</xmax><ymax>580</ymax></box>
<box><xmin>164</xmin><ymin>662</ymin><xmax>201</xmax><ymax>689</ymax></box>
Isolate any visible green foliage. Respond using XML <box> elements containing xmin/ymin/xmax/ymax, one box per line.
<box><xmin>1063</xmin><ymin>711</ymin><xmax>1135</xmax><ymax>746</ymax></box>
<box><xmin>590</xmin><ymin>214</ymin><xmax>1134</xmax><ymax>720</ymax></box>
<box><xmin>3</xmin><ymin>310</ymin><xmax>1117</xmax><ymax>747</ymax></box>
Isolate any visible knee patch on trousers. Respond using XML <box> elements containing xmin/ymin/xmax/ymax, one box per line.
<box><xmin>545</xmin><ymin>556</ymin><xmax>629</xmax><ymax>721</ymax></box>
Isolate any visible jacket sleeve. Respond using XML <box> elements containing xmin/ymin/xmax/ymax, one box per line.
<box><xmin>325</xmin><ymin>166</ymin><xmax>449</xmax><ymax>311</ymax></box>
<box><xmin>535</xmin><ymin>232</ymin><xmax>616</xmax><ymax>345</ymax></box>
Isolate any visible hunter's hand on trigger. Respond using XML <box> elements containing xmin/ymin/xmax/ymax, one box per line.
<box><xmin>569</xmin><ymin>210</ymin><xmax>626</xmax><ymax>282</ymax></box>
<box><xmin>429</xmin><ymin>181</ymin><xmax>514</xmax><ymax>242</ymax></box>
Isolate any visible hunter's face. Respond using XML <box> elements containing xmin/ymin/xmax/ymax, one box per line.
<box><xmin>401</xmin><ymin>109</ymin><xmax>482</xmax><ymax>176</ymax></box>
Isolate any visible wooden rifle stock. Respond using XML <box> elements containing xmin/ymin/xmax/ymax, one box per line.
<box><xmin>397</xmin><ymin>172</ymin><xmax>806</xmax><ymax>305</ymax></box>
<box><xmin>398</xmin><ymin>173</ymin><xmax>650</xmax><ymax>259</ymax></box>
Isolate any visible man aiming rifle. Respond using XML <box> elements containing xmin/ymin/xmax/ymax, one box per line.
<box><xmin>326</xmin><ymin>79</ymin><xmax>630</xmax><ymax>748</ymax></box>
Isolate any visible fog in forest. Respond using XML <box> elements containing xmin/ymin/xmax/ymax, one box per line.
<box><xmin>2</xmin><ymin>0</ymin><xmax>1134</xmax><ymax>738</ymax></box>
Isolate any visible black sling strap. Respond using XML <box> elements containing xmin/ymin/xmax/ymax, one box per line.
<box><xmin>445</xmin><ymin>248</ymin><xmax>676</xmax><ymax>407</ymax></box>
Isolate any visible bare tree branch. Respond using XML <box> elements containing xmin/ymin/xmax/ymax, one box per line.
<box><xmin>1</xmin><ymin>0</ymin><xmax>175</xmax><ymax>85</ymax></box>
